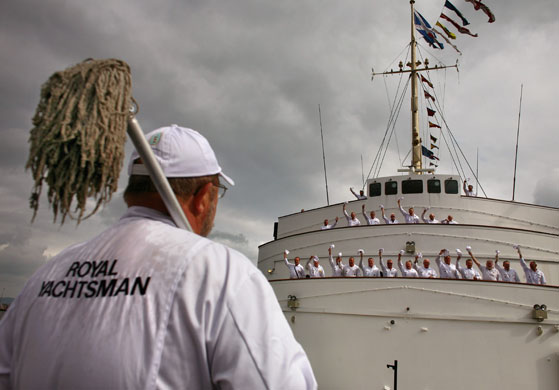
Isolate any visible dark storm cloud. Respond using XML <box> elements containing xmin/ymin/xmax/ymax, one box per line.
<box><xmin>0</xmin><ymin>0</ymin><xmax>558</xmax><ymax>297</ymax></box>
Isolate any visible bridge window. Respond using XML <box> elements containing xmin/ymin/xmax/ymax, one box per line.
<box><xmin>369</xmin><ymin>182</ymin><xmax>381</xmax><ymax>197</ymax></box>
<box><xmin>427</xmin><ymin>179</ymin><xmax>441</xmax><ymax>193</ymax></box>
<box><xmin>402</xmin><ymin>179</ymin><xmax>423</xmax><ymax>194</ymax></box>
<box><xmin>385</xmin><ymin>181</ymin><xmax>398</xmax><ymax>195</ymax></box>
<box><xmin>445</xmin><ymin>179</ymin><xmax>459</xmax><ymax>194</ymax></box>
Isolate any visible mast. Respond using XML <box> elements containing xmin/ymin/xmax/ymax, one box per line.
<box><xmin>410</xmin><ymin>0</ymin><xmax>422</xmax><ymax>172</ymax></box>
<box><xmin>371</xmin><ymin>1</ymin><xmax>457</xmax><ymax>175</ymax></box>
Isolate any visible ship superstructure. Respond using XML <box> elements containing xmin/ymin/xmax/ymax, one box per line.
<box><xmin>257</xmin><ymin>1</ymin><xmax>559</xmax><ymax>389</ymax></box>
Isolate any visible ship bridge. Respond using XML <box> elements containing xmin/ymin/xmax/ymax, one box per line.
<box><xmin>259</xmin><ymin>173</ymin><xmax>559</xmax><ymax>285</ymax></box>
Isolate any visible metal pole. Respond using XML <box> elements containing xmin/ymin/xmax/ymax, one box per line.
<box><xmin>361</xmin><ymin>154</ymin><xmax>365</xmax><ymax>189</ymax></box>
<box><xmin>127</xmin><ymin>117</ymin><xmax>192</xmax><ymax>231</ymax></box>
<box><xmin>512</xmin><ymin>84</ymin><xmax>523</xmax><ymax>201</ymax></box>
<box><xmin>410</xmin><ymin>0</ymin><xmax>422</xmax><ymax>173</ymax></box>
<box><xmin>387</xmin><ymin>360</ymin><xmax>398</xmax><ymax>390</ymax></box>
<box><xmin>318</xmin><ymin>105</ymin><xmax>330</xmax><ymax>205</ymax></box>
<box><xmin>476</xmin><ymin>147</ymin><xmax>479</xmax><ymax>195</ymax></box>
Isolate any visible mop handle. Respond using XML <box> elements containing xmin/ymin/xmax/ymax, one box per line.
<box><xmin>127</xmin><ymin>117</ymin><xmax>193</xmax><ymax>232</ymax></box>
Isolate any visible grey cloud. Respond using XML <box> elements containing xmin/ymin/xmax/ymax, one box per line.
<box><xmin>1</xmin><ymin>0</ymin><xmax>558</xmax><ymax>297</ymax></box>
<box><xmin>533</xmin><ymin>170</ymin><xmax>559</xmax><ymax>208</ymax></box>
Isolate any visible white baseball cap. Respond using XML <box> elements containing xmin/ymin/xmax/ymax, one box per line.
<box><xmin>128</xmin><ymin>124</ymin><xmax>234</xmax><ymax>186</ymax></box>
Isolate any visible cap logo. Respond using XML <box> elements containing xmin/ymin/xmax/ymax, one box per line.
<box><xmin>148</xmin><ymin>133</ymin><xmax>162</xmax><ymax>146</ymax></box>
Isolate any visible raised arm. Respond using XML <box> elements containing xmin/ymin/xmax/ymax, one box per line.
<box><xmin>378</xmin><ymin>249</ymin><xmax>386</xmax><ymax>274</ymax></box>
<box><xmin>435</xmin><ymin>249</ymin><xmax>445</xmax><ymax>267</ymax></box>
<box><xmin>328</xmin><ymin>247</ymin><xmax>335</xmax><ymax>269</ymax></box>
<box><xmin>305</xmin><ymin>256</ymin><xmax>313</xmax><ymax>271</ymax></box>
<box><xmin>397</xmin><ymin>252</ymin><xmax>405</xmax><ymax>274</ymax></box>
<box><xmin>463</xmin><ymin>179</ymin><xmax>468</xmax><ymax>194</ymax></box>
<box><xmin>397</xmin><ymin>198</ymin><xmax>409</xmax><ymax>217</ymax></box>
<box><xmin>466</xmin><ymin>247</ymin><xmax>481</xmax><ymax>268</ymax></box>
<box><xmin>516</xmin><ymin>246</ymin><xmax>529</xmax><ymax>272</ymax></box>
<box><xmin>350</xmin><ymin>187</ymin><xmax>359</xmax><ymax>199</ymax></box>
<box><xmin>284</xmin><ymin>251</ymin><xmax>292</xmax><ymax>267</ymax></box>
<box><xmin>362</xmin><ymin>204</ymin><xmax>368</xmax><ymax>221</ymax></box>
<box><xmin>380</xmin><ymin>205</ymin><xmax>390</xmax><ymax>224</ymax></box>
<box><xmin>343</xmin><ymin>203</ymin><xmax>350</xmax><ymax>221</ymax></box>
<box><xmin>330</xmin><ymin>216</ymin><xmax>339</xmax><ymax>229</ymax></box>
<box><xmin>413</xmin><ymin>254</ymin><xmax>420</xmax><ymax>271</ymax></box>
<box><xmin>494</xmin><ymin>251</ymin><xmax>504</xmax><ymax>273</ymax></box>
<box><xmin>358</xmin><ymin>250</ymin><xmax>364</xmax><ymax>270</ymax></box>
<box><xmin>421</xmin><ymin>208</ymin><xmax>429</xmax><ymax>223</ymax></box>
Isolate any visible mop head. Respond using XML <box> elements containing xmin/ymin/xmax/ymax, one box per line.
<box><xmin>26</xmin><ymin>58</ymin><xmax>133</xmax><ymax>224</ymax></box>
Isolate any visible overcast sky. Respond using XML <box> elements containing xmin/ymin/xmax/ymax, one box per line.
<box><xmin>1</xmin><ymin>0</ymin><xmax>557</xmax><ymax>297</ymax></box>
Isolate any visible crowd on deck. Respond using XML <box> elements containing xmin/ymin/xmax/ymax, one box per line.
<box><xmin>321</xmin><ymin>197</ymin><xmax>459</xmax><ymax>231</ymax></box>
<box><xmin>319</xmin><ymin>180</ymin><xmax>476</xmax><ymax>229</ymax></box>
<box><xmin>283</xmin><ymin>244</ymin><xmax>546</xmax><ymax>285</ymax></box>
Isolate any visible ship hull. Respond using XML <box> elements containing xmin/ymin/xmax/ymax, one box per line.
<box><xmin>272</xmin><ymin>278</ymin><xmax>559</xmax><ymax>389</ymax></box>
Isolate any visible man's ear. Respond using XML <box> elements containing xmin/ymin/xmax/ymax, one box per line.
<box><xmin>191</xmin><ymin>182</ymin><xmax>214</xmax><ymax>215</ymax></box>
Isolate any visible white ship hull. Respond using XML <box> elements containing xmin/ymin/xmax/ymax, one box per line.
<box><xmin>271</xmin><ymin>278</ymin><xmax>559</xmax><ymax>389</ymax></box>
<box><xmin>258</xmin><ymin>175</ymin><xmax>559</xmax><ymax>389</ymax></box>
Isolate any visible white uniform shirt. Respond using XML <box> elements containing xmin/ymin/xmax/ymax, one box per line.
<box><xmin>0</xmin><ymin>207</ymin><xmax>316</xmax><ymax>390</ymax></box>
<box><xmin>398</xmin><ymin>260</ymin><xmax>419</xmax><ymax>278</ymax></box>
<box><xmin>320</xmin><ymin>219</ymin><xmax>338</xmax><ymax>230</ymax></box>
<box><xmin>382</xmin><ymin>215</ymin><xmax>399</xmax><ymax>224</ymax></box>
<box><xmin>342</xmin><ymin>264</ymin><xmax>362</xmax><ymax>277</ymax></box>
<box><xmin>456</xmin><ymin>260</ymin><xmax>481</xmax><ymax>280</ymax></box>
<box><xmin>478</xmin><ymin>265</ymin><xmax>501</xmax><ymax>281</ymax></box>
<box><xmin>495</xmin><ymin>263</ymin><xmax>520</xmax><ymax>283</ymax></box>
<box><xmin>435</xmin><ymin>256</ymin><xmax>460</xmax><ymax>279</ymax></box>
<box><xmin>350</xmin><ymin>188</ymin><xmax>367</xmax><ymax>200</ymax></box>
<box><xmin>329</xmin><ymin>256</ymin><xmax>344</xmax><ymax>277</ymax></box>
<box><xmin>285</xmin><ymin>258</ymin><xmax>306</xmax><ymax>279</ymax></box>
<box><xmin>464</xmin><ymin>184</ymin><xmax>476</xmax><ymax>196</ymax></box>
<box><xmin>362</xmin><ymin>211</ymin><xmax>380</xmax><ymax>225</ymax></box>
<box><xmin>306</xmin><ymin>258</ymin><xmax>325</xmax><ymax>278</ymax></box>
<box><xmin>519</xmin><ymin>257</ymin><xmax>546</xmax><ymax>285</ymax></box>
<box><xmin>399</xmin><ymin>205</ymin><xmax>420</xmax><ymax>224</ymax></box>
<box><xmin>422</xmin><ymin>215</ymin><xmax>440</xmax><ymax>224</ymax></box>
<box><xmin>442</xmin><ymin>220</ymin><xmax>458</xmax><ymax>224</ymax></box>
<box><xmin>359</xmin><ymin>258</ymin><xmax>381</xmax><ymax>277</ymax></box>
<box><xmin>343</xmin><ymin>209</ymin><xmax>361</xmax><ymax>227</ymax></box>
<box><xmin>379</xmin><ymin>258</ymin><xmax>398</xmax><ymax>277</ymax></box>
<box><xmin>414</xmin><ymin>264</ymin><xmax>438</xmax><ymax>278</ymax></box>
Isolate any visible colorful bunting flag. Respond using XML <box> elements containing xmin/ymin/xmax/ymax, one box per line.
<box><xmin>414</xmin><ymin>10</ymin><xmax>444</xmax><ymax>49</ymax></box>
<box><xmin>424</xmin><ymin>91</ymin><xmax>436</xmax><ymax>102</ymax></box>
<box><xmin>431</xmin><ymin>143</ymin><xmax>439</xmax><ymax>150</ymax></box>
<box><xmin>429</xmin><ymin>121</ymin><xmax>441</xmax><ymax>129</ymax></box>
<box><xmin>434</xmin><ymin>27</ymin><xmax>463</xmax><ymax>55</ymax></box>
<box><xmin>420</xmin><ymin>74</ymin><xmax>434</xmax><ymax>88</ymax></box>
<box><xmin>422</xmin><ymin>146</ymin><xmax>440</xmax><ymax>160</ymax></box>
<box><xmin>444</xmin><ymin>0</ymin><xmax>470</xmax><ymax>26</ymax></box>
<box><xmin>427</xmin><ymin>108</ymin><xmax>436</xmax><ymax>117</ymax></box>
<box><xmin>430</xmin><ymin>134</ymin><xmax>438</xmax><ymax>142</ymax></box>
<box><xmin>436</xmin><ymin>21</ymin><xmax>457</xmax><ymax>39</ymax></box>
<box><xmin>464</xmin><ymin>0</ymin><xmax>496</xmax><ymax>23</ymax></box>
<box><xmin>440</xmin><ymin>14</ymin><xmax>479</xmax><ymax>37</ymax></box>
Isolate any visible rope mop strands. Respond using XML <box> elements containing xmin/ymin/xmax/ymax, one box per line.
<box><xmin>26</xmin><ymin>58</ymin><xmax>133</xmax><ymax>224</ymax></box>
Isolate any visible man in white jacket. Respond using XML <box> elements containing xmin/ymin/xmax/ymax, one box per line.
<box><xmin>359</xmin><ymin>251</ymin><xmax>381</xmax><ymax>277</ymax></box>
<box><xmin>0</xmin><ymin>125</ymin><xmax>316</xmax><ymax>390</ymax></box>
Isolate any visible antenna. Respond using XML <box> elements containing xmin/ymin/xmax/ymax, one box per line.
<box><xmin>476</xmin><ymin>147</ymin><xmax>479</xmax><ymax>194</ymax></box>
<box><xmin>512</xmin><ymin>84</ymin><xmax>523</xmax><ymax>201</ymax></box>
<box><xmin>318</xmin><ymin>104</ymin><xmax>330</xmax><ymax>205</ymax></box>
<box><xmin>361</xmin><ymin>154</ymin><xmax>365</xmax><ymax>189</ymax></box>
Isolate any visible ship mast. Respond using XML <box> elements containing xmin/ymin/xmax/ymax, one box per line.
<box><xmin>410</xmin><ymin>0</ymin><xmax>422</xmax><ymax>172</ymax></box>
<box><xmin>371</xmin><ymin>0</ymin><xmax>457</xmax><ymax>175</ymax></box>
